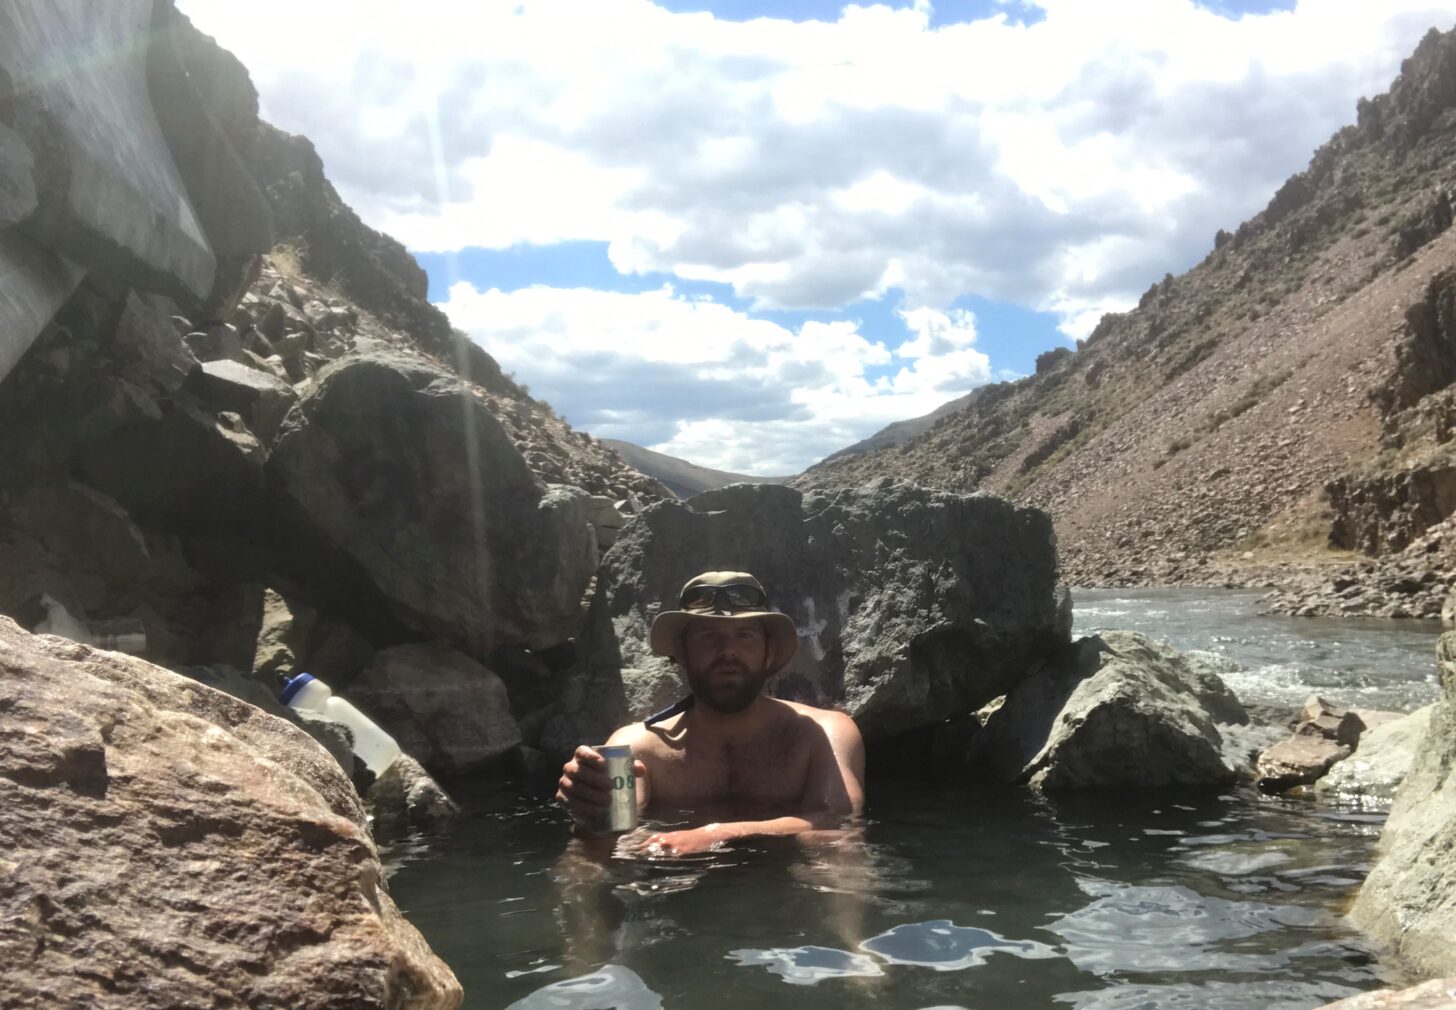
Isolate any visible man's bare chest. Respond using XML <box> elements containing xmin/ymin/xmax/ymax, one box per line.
<box><xmin>646</xmin><ymin>735</ymin><xmax>813</xmax><ymax>808</ymax></box>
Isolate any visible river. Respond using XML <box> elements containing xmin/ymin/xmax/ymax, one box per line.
<box><xmin>383</xmin><ymin>588</ymin><xmax>1443</xmax><ymax>1010</ymax></box>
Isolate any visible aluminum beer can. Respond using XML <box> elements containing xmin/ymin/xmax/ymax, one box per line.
<box><xmin>591</xmin><ymin>745</ymin><xmax>638</xmax><ymax>835</ymax></box>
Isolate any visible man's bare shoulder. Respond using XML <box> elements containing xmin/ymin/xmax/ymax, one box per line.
<box><xmin>605</xmin><ymin>720</ymin><xmax>683</xmax><ymax>760</ymax></box>
<box><xmin>786</xmin><ymin>701</ymin><xmax>850</xmax><ymax>730</ymax></box>
<box><xmin>779</xmin><ymin>700</ymin><xmax>862</xmax><ymax>742</ymax></box>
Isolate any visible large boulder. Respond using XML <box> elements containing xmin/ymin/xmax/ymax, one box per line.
<box><xmin>972</xmin><ymin>631</ymin><xmax>1250</xmax><ymax>790</ymax></box>
<box><xmin>350</xmin><ymin>642</ymin><xmax>523</xmax><ymax>774</ymax></box>
<box><xmin>1352</xmin><ymin>631</ymin><xmax>1456</xmax><ymax>977</ymax></box>
<box><xmin>0</xmin><ymin>0</ymin><xmax>215</xmax><ymax>300</ymax></box>
<box><xmin>0</xmin><ymin>616</ymin><xmax>461</xmax><ymax>1009</ymax></box>
<box><xmin>268</xmin><ymin>353</ymin><xmax>597</xmax><ymax>656</ymax></box>
<box><xmin>545</xmin><ymin>480</ymin><xmax>1064</xmax><ymax>751</ymax></box>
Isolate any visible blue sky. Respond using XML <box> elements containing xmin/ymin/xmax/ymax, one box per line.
<box><xmin>179</xmin><ymin>0</ymin><xmax>1456</xmax><ymax>473</ymax></box>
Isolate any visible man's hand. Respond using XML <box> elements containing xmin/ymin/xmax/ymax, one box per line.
<box><xmin>643</xmin><ymin>824</ymin><xmax>728</xmax><ymax>855</ymax></box>
<box><xmin>556</xmin><ymin>746</ymin><xmax>646</xmax><ymax>827</ymax></box>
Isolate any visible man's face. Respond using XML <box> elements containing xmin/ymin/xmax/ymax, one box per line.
<box><xmin>680</xmin><ymin>617</ymin><xmax>773</xmax><ymax>715</ymax></box>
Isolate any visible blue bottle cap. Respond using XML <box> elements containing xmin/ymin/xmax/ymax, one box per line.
<box><xmin>280</xmin><ymin>672</ymin><xmax>316</xmax><ymax>705</ymax></box>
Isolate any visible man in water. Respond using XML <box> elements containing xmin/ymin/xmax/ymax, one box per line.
<box><xmin>556</xmin><ymin>571</ymin><xmax>866</xmax><ymax>854</ymax></box>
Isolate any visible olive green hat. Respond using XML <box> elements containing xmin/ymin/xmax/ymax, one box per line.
<box><xmin>648</xmin><ymin>571</ymin><xmax>798</xmax><ymax>668</ymax></box>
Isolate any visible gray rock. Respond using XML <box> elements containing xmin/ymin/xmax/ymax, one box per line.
<box><xmin>0</xmin><ymin>617</ymin><xmax>461</xmax><ymax>1009</ymax></box>
<box><xmin>252</xmin><ymin>587</ymin><xmax>317</xmax><ymax>678</ymax></box>
<box><xmin>184</xmin><ymin>322</ymin><xmax>246</xmax><ymax>363</ymax></box>
<box><xmin>0</xmin><ymin>122</ymin><xmax>37</xmax><ymax>227</ymax></box>
<box><xmin>306</xmin><ymin>616</ymin><xmax>377</xmax><ymax>684</ymax></box>
<box><xmin>0</xmin><ymin>0</ymin><xmax>215</xmax><ymax>300</ymax></box>
<box><xmin>547</xmin><ymin>480</ymin><xmax>1064</xmax><ymax>750</ymax></box>
<box><xmin>0</xmin><ymin>230</ymin><xmax>85</xmax><ymax>386</ymax></box>
<box><xmin>1256</xmin><ymin>696</ymin><xmax>1367</xmax><ymax>792</ymax></box>
<box><xmin>973</xmin><ymin>631</ymin><xmax>1248</xmax><ymax>790</ymax></box>
<box><xmin>79</xmin><ymin>394</ymin><xmax>265</xmax><ymax>531</ymax></box>
<box><xmin>1315</xmin><ymin>704</ymin><xmax>1434</xmax><ymax>803</ymax></box>
<box><xmin>367</xmin><ymin>754</ymin><xmax>460</xmax><ymax>838</ymax></box>
<box><xmin>113</xmin><ymin>290</ymin><xmax>199</xmax><ymax>394</ymax></box>
<box><xmin>351</xmin><ymin>642</ymin><xmax>523</xmax><ymax>774</ymax></box>
<box><xmin>189</xmin><ymin>357</ymin><xmax>298</xmax><ymax>445</ymax></box>
<box><xmin>1352</xmin><ymin>631</ymin><xmax>1456</xmax><ymax>977</ymax></box>
<box><xmin>268</xmin><ymin>353</ymin><xmax>596</xmax><ymax>655</ymax></box>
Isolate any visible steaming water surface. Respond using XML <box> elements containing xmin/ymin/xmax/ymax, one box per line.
<box><xmin>384</xmin><ymin>589</ymin><xmax>1441</xmax><ymax>1010</ymax></box>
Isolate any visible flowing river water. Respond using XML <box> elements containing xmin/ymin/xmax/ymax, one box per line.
<box><xmin>383</xmin><ymin>588</ymin><xmax>1444</xmax><ymax>1010</ymax></box>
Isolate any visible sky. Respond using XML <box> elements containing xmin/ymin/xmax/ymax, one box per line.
<box><xmin>176</xmin><ymin>0</ymin><xmax>1456</xmax><ymax>475</ymax></box>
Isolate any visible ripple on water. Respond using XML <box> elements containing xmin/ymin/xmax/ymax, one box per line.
<box><xmin>1047</xmin><ymin>879</ymin><xmax>1325</xmax><ymax>975</ymax></box>
<box><xmin>858</xmin><ymin>919</ymin><xmax>1059</xmax><ymax>971</ymax></box>
<box><xmin>729</xmin><ymin>920</ymin><xmax>1058</xmax><ymax>987</ymax></box>
<box><xmin>505</xmin><ymin>964</ymin><xmax>663</xmax><ymax>1010</ymax></box>
<box><xmin>1054</xmin><ymin>979</ymin><xmax>1365</xmax><ymax>1010</ymax></box>
<box><xmin>727</xmin><ymin>945</ymin><xmax>885</xmax><ymax>985</ymax></box>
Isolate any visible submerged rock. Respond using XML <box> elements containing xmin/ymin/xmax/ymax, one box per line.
<box><xmin>367</xmin><ymin>754</ymin><xmax>461</xmax><ymax>838</ymax></box>
<box><xmin>1352</xmin><ymin>631</ymin><xmax>1456</xmax><ymax>977</ymax></box>
<box><xmin>546</xmin><ymin>480</ymin><xmax>1065</xmax><ymax>751</ymax></box>
<box><xmin>0</xmin><ymin>616</ymin><xmax>461</xmax><ymax>1008</ymax></box>
<box><xmin>972</xmin><ymin>630</ymin><xmax>1250</xmax><ymax>790</ymax></box>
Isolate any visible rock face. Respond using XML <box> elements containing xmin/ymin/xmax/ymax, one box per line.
<box><xmin>972</xmin><ymin>631</ymin><xmax>1250</xmax><ymax>790</ymax></box>
<box><xmin>1352</xmin><ymin>630</ymin><xmax>1456</xmax><ymax>978</ymax></box>
<box><xmin>350</xmin><ymin>642</ymin><xmax>523</xmax><ymax>774</ymax></box>
<box><xmin>0</xmin><ymin>616</ymin><xmax>462</xmax><ymax>1009</ymax></box>
<box><xmin>545</xmin><ymin>480</ymin><xmax>1065</xmax><ymax>751</ymax></box>
<box><xmin>269</xmin><ymin>353</ymin><xmax>598</xmax><ymax>656</ymax></box>
<box><xmin>0</xmin><ymin>1</ymin><xmax>215</xmax><ymax>298</ymax></box>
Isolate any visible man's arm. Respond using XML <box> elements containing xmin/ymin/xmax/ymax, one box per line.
<box><xmin>644</xmin><ymin>710</ymin><xmax>865</xmax><ymax>855</ymax></box>
<box><xmin>555</xmin><ymin>724</ymin><xmax>652</xmax><ymax>833</ymax></box>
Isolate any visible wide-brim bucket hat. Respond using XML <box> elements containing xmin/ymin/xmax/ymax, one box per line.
<box><xmin>649</xmin><ymin>571</ymin><xmax>798</xmax><ymax>669</ymax></box>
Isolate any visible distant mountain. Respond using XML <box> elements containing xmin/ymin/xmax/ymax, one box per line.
<box><xmin>602</xmin><ymin>440</ymin><xmax>790</xmax><ymax>499</ymax></box>
<box><xmin>797</xmin><ymin>25</ymin><xmax>1456</xmax><ymax>594</ymax></box>
<box><xmin>809</xmin><ymin>389</ymin><xmax>985</xmax><ymax>469</ymax></box>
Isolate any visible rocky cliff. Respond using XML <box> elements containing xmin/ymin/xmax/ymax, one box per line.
<box><xmin>0</xmin><ymin>3</ymin><xmax>667</xmax><ymax>732</ymax></box>
<box><xmin>800</xmin><ymin>26</ymin><xmax>1456</xmax><ymax>615</ymax></box>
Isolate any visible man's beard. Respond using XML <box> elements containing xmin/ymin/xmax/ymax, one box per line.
<box><xmin>684</xmin><ymin>658</ymin><xmax>772</xmax><ymax>715</ymax></box>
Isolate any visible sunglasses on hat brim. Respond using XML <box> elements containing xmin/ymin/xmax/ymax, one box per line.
<box><xmin>679</xmin><ymin>583</ymin><xmax>768</xmax><ymax>613</ymax></box>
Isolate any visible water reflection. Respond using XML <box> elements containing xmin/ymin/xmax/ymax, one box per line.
<box><xmin>1056</xmin><ymin>979</ymin><xmax>1364</xmax><ymax>1010</ymax></box>
<box><xmin>505</xmin><ymin>964</ymin><xmax>663</xmax><ymax>1010</ymax></box>
<box><xmin>859</xmin><ymin>920</ymin><xmax>1059</xmax><ymax>970</ymax></box>
<box><xmin>728</xmin><ymin>945</ymin><xmax>885</xmax><ymax>984</ymax></box>
<box><xmin>1048</xmin><ymin>880</ymin><xmax>1325</xmax><ymax>974</ymax></box>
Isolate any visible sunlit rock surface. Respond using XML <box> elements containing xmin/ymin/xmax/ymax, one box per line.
<box><xmin>972</xmin><ymin>630</ymin><xmax>1250</xmax><ymax>790</ymax></box>
<box><xmin>1352</xmin><ymin>631</ymin><xmax>1456</xmax><ymax>977</ymax></box>
<box><xmin>0</xmin><ymin>616</ymin><xmax>462</xmax><ymax>1009</ymax></box>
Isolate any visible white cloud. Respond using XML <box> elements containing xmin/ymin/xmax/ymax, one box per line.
<box><xmin>438</xmin><ymin>282</ymin><xmax>989</xmax><ymax>472</ymax></box>
<box><xmin>177</xmin><ymin>0</ymin><xmax>1456</xmax><ymax>336</ymax></box>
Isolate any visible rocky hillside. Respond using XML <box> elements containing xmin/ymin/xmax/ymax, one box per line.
<box><xmin>800</xmin><ymin>26</ymin><xmax>1456</xmax><ymax>615</ymax></box>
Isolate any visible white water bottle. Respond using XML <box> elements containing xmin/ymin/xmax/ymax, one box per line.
<box><xmin>280</xmin><ymin>673</ymin><xmax>401</xmax><ymax>775</ymax></box>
